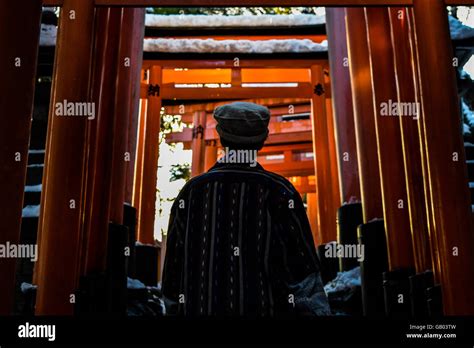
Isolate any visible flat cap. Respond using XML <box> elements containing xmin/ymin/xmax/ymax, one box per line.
<box><xmin>213</xmin><ymin>102</ymin><xmax>270</xmax><ymax>145</ymax></box>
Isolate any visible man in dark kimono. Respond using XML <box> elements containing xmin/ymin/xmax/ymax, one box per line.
<box><xmin>162</xmin><ymin>102</ymin><xmax>330</xmax><ymax>316</ymax></box>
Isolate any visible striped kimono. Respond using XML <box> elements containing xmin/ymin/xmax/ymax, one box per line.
<box><xmin>162</xmin><ymin>162</ymin><xmax>330</xmax><ymax>316</ymax></box>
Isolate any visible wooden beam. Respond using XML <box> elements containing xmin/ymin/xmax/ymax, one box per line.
<box><xmin>414</xmin><ymin>0</ymin><xmax>474</xmax><ymax>315</ymax></box>
<box><xmin>136</xmin><ymin>66</ymin><xmax>162</xmax><ymax>245</ymax></box>
<box><xmin>346</xmin><ymin>8</ymin><xmax>383</xmax><ymax>223</ymax></box>
<box><xmin>365</xmin><ymin>7</ymin><xmax>414</xmax><ymax>270</ymax></box>
<box><xmin>389</xmin><ymin>7</ymin><xmax>432</xmax><ymax>273</ymax></box>
<box><xmin>35</xmin><ymin>0</ymin><xmax>95</xmax><ymax>315</ymax></box>
<box><xmin>0</xmin><ymin>0</ymin><xmax>42</xmax><ymax>315</ymax></box>
<box><xmin>143</xmin><ymin>83</ymin><xmax>313</xmax><ymax>100</ymax></box>
<box><xmin>262</xmin><ymin>160</ymin><xmax>315</xmax><ymax>177</ymax></box>
<box><xmin>326</xmin><ymin>7</ymin><xmax>361</xmax><ymax>205</ymax></box>
<box><xmin>164</xmin><ymin>98</ymin><xmax>309</xmax><ymax>114</ymax></box>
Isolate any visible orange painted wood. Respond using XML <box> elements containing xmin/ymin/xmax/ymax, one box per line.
<box><xmin>306</xmin><ymin>192</ymin><xmax>320</xmax><ymax>245</ymax></box>
<box><xmin>136</xmin><ymin>66</ymin><xmax>162</xmax><ymax>245</ymax></box>
<box><xmin>143</xmin><ymin>83</ymin><xmax>313</xmax><ymax>100</ymax></box>
<box><xmin>310</xmin><ymin>65</ymin><xmax>337</xmax><ymax>244</ymax></box>
<box><xmin>164</xmin><ymin>98</ymin><xmax>309</xmax><ymax>115</ymax></box>
<box><xmin>365</xmin><ymin>7</ymin><xmax>414</xmax><ymax>270</ymax></box>
<box><xmin>389</xmin><ymin>7</ymin><xmax>432</xmax><ymax>273</ymax></box>
<box><xmin>81</xmin><ymin>7</ymin><xmax>122</xmax><ymax>275</ymax></box>
<box><xmin>326</xmin><ymin>98</ymin><xmax>341</xmax><ymax>213</ymax></box>
<box><xmin>408</xmin><ymin>7</ymin><xmax>439</xmax><ymax>280</ymax></box>
<box><xmin>35</xmin><ymin>0</ymin><xmax>95</xmax><ymax>315</ymax></box>
<box><xmin>345</xmin><ymin>8</ymin><xmax>383</xmax><ymax>223</ymax></box>
<box><xmin>108</xmin><ymin>8</ymin><xmax>144</xmax><ymax>223</ymax></box>
<box><xmin>191</xmin><ymin>111</ymin><xmax>207</xmax><ymax>177</ymax></box>
<box><xmin>414</xmin><ymin>0</ymin><xmax>474</xmax><ymax>315</ymax></box>
<box><xmin>133</xmin><ymin>99</ymin><xmax>148</xmax><ymax>215</ymax></box>
<box><xmin>0</xmin><ymin>0</ymin><xmax>42</xmax><ymax>314</ymax></box>
<box><xmin>204</xmin><ymin>140</ymin><xmax>218</xmax><ymax>172</ymax></box>
<box><xmin>326</xmin><ymin>7</ymin><xmax>361</xmax><ymax>205</ymax></box>
<box><xmin>125</xmin><ymin>9</ymin><xmax>146</xmax><ymax>205</ymax></box>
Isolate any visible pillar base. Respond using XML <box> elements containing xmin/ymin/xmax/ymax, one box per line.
<box><xmin>358</xmin><ymin>219</ymin><xmax>388</xmax><ymax>317</ymax></box>
<box><xmin>383</xmin><ymin>268</ymin><xmax>416</xmax><ymax>318</ymax></box>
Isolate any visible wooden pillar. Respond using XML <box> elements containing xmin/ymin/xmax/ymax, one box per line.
<box><xmin>191</xmin><ymin>111</ymin><xmax>207</xmax><ymax>177</ymax></box>
<box><xmin>204</xmin><ymin>140</ymin><xmax>218</xmax><ymax>172</ymax></box>
<box><xmin>408</xmin><ymin>7</ymin><xmax>440</xmax><ymax>281</ymax></box>
<box><xmin>80</xmin><ymin>8</ymin><xmax>121</xmax><ymax>275</ymax></box>
<box><xmin>345</xmin><ymin>8</ymin><xmax>384</xmax><ymax>223</ymax></box>
<box><xmin>413</xmin><ymin>0</ymin><xmax>474</xmax><ymax>315</ymax></box>
<box><xmin>365</xmin><ymin>8</ymin><xmax>414</xmax><ymax>270</ymax></box>
<box><xmin>326</xmin><ymin>7</ymin><xmax>361</xmax><ymax>205</ymax></box>
<box><xmin>124</xmin><ymin>9</ymin><xmax>146</xmax><ymax>205</ymax></box>
<box><xmin>306</xmin><ymin>192</ymin><xmax>320</xmax><ymax>246</ymax></box>
<box><xmin>108</xmin><ymin>8</ymin><xmax>145</xmax><ymax>224</ymax></box>
<box><xmin>136</xmin><ymin>66</ymin><xmax>162</xmax><ymax>245</ymax></box>
<box><xmin>133</xmin><ymin>97</ymin><xmax>147</xmax><ymax>214</ymax></box>
<box><xmin>310</xmin><ymin>65</ymin><xmax>337</xmax><ymax>244</ymax></box>
<box><xmin>0</xmin><ymin>0</ymin><xmax>42</xmax><ymax>314</ymax></box>
<box><xmin>389</xmin><ymin>7</ymin><xmax>432</xmax><ymax>273</ymax></box>
<box><xmin>35</xmin><ymin>0</ymin><xmax>95</xmax><ymax>315</ymax></box>
<box><xmin>326</xmin><ymin>99</ymin><xmax>341</xmax><ymax>212</ymax></box>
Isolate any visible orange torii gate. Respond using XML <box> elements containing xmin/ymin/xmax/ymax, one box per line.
<box><xmin>0</xmin><ymin>0</ymin><xmax>472</xmax><ymax>316</ymax></box>
<box><xmin>133</xmin><ymin>53</ymin><xmax>340</xmax><ymax>248</ymax></box>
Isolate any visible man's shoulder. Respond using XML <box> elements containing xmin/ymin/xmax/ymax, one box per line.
<box><xmin>178</xmin><ymin>166</ymin><xmax>299</xmax><ymax>197</ymax></box>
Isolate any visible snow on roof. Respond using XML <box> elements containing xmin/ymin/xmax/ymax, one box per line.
<box><xmin>449</xmin><ymin>15</ymin><xmax>474</xmax><ymax>40</ymax></box>
<box><xmin>145</xmin><ymin>14</ymin><xmax>325</xmax><ymax>28</ymax></box>
<box><xmin>144</xmin><ymin>38</ymin><xmax>327</xmax><ymax>53</ymax></box>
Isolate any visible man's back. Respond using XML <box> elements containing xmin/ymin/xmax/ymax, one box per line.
<box><xmin>162</xmin><ymin>162</ymin><xmax>330</xmax><ymax>316</ymax></box>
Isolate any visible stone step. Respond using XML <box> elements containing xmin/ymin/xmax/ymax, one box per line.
<box><xmin>25</xmin><ymin>165</ymin><xmax>44</xmax><ymax>186</ymax></box>
<box><xmin>24</xmin><ymin>191</ymin><xmax>41</xmax><ymax>207</ymax></box>
<box><xmin>27</xmin><ymin>149</ymin><xmax>45</xmax><ymax>165</ymax></box>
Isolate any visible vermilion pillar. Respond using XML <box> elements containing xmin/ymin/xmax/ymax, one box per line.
<box><xmin>35</xmin><ymin>0</ymin><xmax>95</xmax><ymax>315</ymax></box>
<box><xmin>191</xmin><ymin>111</ymin><xmax>207</xmax><ymax>177</ymax></box>
<box><xmin>80</xmin><ymin>8</ymin><xmax>121</xmax><ymax>275</ymax></box>
<box><xmin>136</xmin><ymin>66</ymin><xmax>162</xmax><ymax>245</ymax></box>
<box><xmin>125</xmin><ymin>10</ymin><xmax>146</xmax><ymax>205</ymax></box>
<box><xmin>310</xmin><ymin>65</ymin><xmax>338</xmax><ymax>243</ymax></box>
<box><xmin>346</xmin><ymin>8</ymin><xmax>383</xmax><ymax>223</ymax></box>
<box><xmin>326</xmin><ymin>7</ymin><xmax>361</xmax><ymax>204</ymax></box>
<box><xmin>413</xmin><ymin>0</ymin><xmax>474</xmax><ymax>315</ymax></box>
<box><xmin>365</xmin><ymin>8</ymin><xmax>414</xmax><ymax>270</ymax></box>
<box><xmin>0</xmin><ymin>0</ymin><xmax>42</xmax><ymax>314</ymax></box>
<box><xmin>204</xmin><ymin>140</ymin><xmax>218</xmax><ymax>172</ymax></box>
<box><xmin>389</xmin><ymin>7</ymin><xmax>432</xmax><ymax>273</ymax></box>
<box><xmin>109</xmin><ymin>8</ymin><xmax>145</xmax><ymax>224</ymax></box>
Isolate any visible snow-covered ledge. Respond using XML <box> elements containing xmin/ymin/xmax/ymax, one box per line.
<box><xmin>144</xmin><ymin>38</ymin><xmax>328</xmax><ymax>53</ymax></box>
<box><xmin>145</xmin><ymin>14</ymin><xmax>325</xmax><ymax>28</ymax></box>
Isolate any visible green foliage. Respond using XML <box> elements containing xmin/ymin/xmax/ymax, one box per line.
<box><xmin>169</xmin><ymin>163</ymin><xmax>191</xmax><ymax>182</ymax></box>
